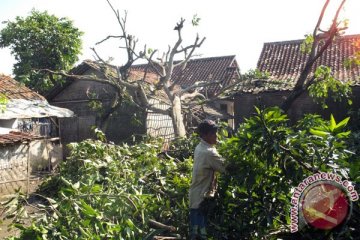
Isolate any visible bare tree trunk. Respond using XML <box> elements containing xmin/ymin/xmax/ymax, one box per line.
<box><xmin>171</xmin><ymin>96</ymin><xmax>186</xmax><ymax>138</ymax></box>
<box><xmin>281</xmin><ymin>86</ymin><xmax>306</xmax><ymax>112</ymax></box>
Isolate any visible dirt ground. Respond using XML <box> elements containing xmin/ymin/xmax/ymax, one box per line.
<box><xmin>0</xmin><ymin>177</ymin><xmax>44</xmax><ymax>239</ymax></box>
<box><xmin>0</xmin><ymin>217</ymin><xmax>20</xmax><ymax>239</ymax></box>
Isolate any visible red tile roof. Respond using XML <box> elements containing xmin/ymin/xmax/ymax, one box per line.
<box><xmin>0</xmin><ymin>131</ymin><xmax>42</xmax><ymax>145</ymax></box>
<box><xmin>131</xmin><ymin>55</ymin><xmax>240</xmax><ymax>95</ymax></box>
<box><xmin>0</xmin><ymin>74</ymin><xmax>45</xmax><ymax>100</ymax></box>
<box><xmin>256</xmin><ymin>34</ymin><xmax>360</xmax><ymax>90</ymax></box>
<box><xmin>47</xmin><ymin>56</ymin><xmax>240</xmax><ymax>99</ymax></box>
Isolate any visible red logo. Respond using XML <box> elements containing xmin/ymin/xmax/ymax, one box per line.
<box><xmin>301</xmin><ymin>183</ymin><xmax>350</xmax><ymax>230</ymax></box>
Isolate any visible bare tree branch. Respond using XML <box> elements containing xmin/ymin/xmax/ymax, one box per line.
<box><xmin>175</xmin><ymin>35</ymin><xmax>206</xmax><ymax>69</ymax></box>
<box><xmin>146</xmin><ymin>102</ymin><xmax>170</xmax><ymax>115</ymax></box>
<box><xmin>313</xmin><ymin>0</ymin><xmax>330</xmax><ymax>41</ymax></box>
<box><xmin>145</xmin><ymin>52</ymin><xmax>166</xmax><ymax>77</ymax></box>
<box><xmin>180</xmin><ymin>91</ymin><xmax>205</xmax><ymax>102</ymax></box>
<box><xmin>178</xmin><ymin>80</ymin><xmax>222</xmax><ymax>95</ymax></box>
<box><xmin>281</xmin><ymin>0</ymin><xmax>347</xmax><ymax>111</ymax></box>
<box><xmin>96</xmin><ymin>35</ymin><xmax>125</xmax><ymax>45</ymax></box>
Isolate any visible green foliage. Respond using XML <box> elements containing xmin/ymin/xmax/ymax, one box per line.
<box><xmin>345</xmin><ymin>109</ymin><xmax>360</xmax><ymax>183</ymax></box>
<box><xmin>87</xmin><ymin>91</ymin><xmax>103</xmax><ymax>113</ymax></box>
<box><xmin>308</xmin><ymin>65</ymin><xmax>353</xmax><ymax>108</ymax></box>
<box><xmin>300</xmin><ymin>34</ymin><xmax>314</xmax><ymax>54</ymax></box>
<box><xmin>2</xmin><ymin>136</ymin><xmax>192</xmax><ymax>239</ymax></box>
<box><xmin>191</xmin><ymin>14</ymin><xmax>201</xmax><ymax>26</ymax></box>
<box><xmin>241</xmin><ymin>69</ymin><xmax>270</xmax><ymax>80</ymax></box>
<box><xmin>213</xmin><ymin>107</ymin><xmax>359</xmax><ymax>239</ymax></box>
<box><xmin>2</xmin><ymin>110</ymin><xmax>359</xmax><ymax>239</ymax></box>
<box><xmin>167</xmin><ymin>134</ymin><xmax>199</xmax><ymax>161</ymax></box>
<box><xmin>344</xmin><ymin>34</ymin><xmax>360</xmax><ymax>68</ymax></box>
<box><xmin>344</xmin><ymin>51</ymin><xmax>360</xmax><ymax>69</ymax></box>
<box><xmin>0</xmin><ymin>9</ymin><xmax>83</xmax><ymax>93</ymax></box>
<box><xmin>0</xmin><ymin>93</ymin><xmax>8</xmax><ymax>113</ymax></box>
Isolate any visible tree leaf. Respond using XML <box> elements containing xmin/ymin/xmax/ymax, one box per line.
<box><xmin>310</xmin><ymin>128</ymin><xmax>330</xmax><ymax>137</ymax></box>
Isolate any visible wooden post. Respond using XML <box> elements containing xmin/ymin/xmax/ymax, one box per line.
<box><xmin>26</xmin><ymin>142</ymin><xmax>30</xmax><ymax>196</ymax></box>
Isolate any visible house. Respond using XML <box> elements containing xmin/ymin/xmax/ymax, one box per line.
<box><xmin>46</xmin><ymin>55</ymin><xmax>239</xmax><ymax>144</ymax></box>
<box><xmin>0</xmin><ymin>74</ymin><xmax>73</xmax><ymax>196</ymax></box>
<box><xmin>234</xmin><ymin>34</ymin><xmax>360</xmax><ymax>126</ymax></box>
<box><xmin>132</xmin><ymin>55</ymin><xmax>240</xmax><ymax>128</ymax></box>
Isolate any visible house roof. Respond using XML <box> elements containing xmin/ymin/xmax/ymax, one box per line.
<box><xmin>0</xmin><ymin>131</ymin><xmax>43</xmax><ymax>146</ymax></box>
<box><xmin>0</xmin><ymin>75</ymin><xmax>74</xmax><ymax>119</ymax></box>
<box><xmin>0</xmin><ymin>74</ymin><xmax>45</xmax><ymax>100</ymax></box>
<box><xmin>131</xmin><ymin>55</ymin><xmax>240</xmax><ymax>95</ymax></box>
<box><xmin>251</xmin><ymin>34</ymin><xmax>360</xmax><ymax>92</ymax></box>
<box><xmin>47</xmin><ymin>55</ymin><xmax>240</xmax><ymax>99</ymax></box>
<box><xmin>0</xmin><ymin>99</ymin><xmax>74</xmax><ymax>119</ymax></box>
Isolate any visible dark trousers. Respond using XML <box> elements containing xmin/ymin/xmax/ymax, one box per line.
<box><xmin>189</xmin><ymin>208</ymin><xmax>207</xmax><ymax>239</ymax></box>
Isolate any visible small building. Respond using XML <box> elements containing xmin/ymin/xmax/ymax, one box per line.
<box><xmin>234</xmin><ymin>34</ymin><xmax>360</xmax><ymax>126</ymax></box>
<box><xmin>0</xmin><ymin>74</ymin><xmax>73</xmax><ymax>196</ymax></box>
<box><xmin>46</xmin><ymin>56</ymin><xmax>238</xmax><ymax>145</ymax></box>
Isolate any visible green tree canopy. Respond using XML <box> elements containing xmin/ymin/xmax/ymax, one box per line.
<box><xmin>0</xmin><ymin>10</ymin><xmax>83</xmax><ymax>93</ymax></box>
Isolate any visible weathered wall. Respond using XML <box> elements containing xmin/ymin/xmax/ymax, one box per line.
<box><xmin>50</xmin><ymin>69</ymin><xmax>147</xmax><ymax>151</ymax></box>
<box><xmin>234</xmin><ymin>86</ymin><xmax>360</xmax><ymax>127</ymax></box>
<box><xmin>0</xmin><ymin>139</ymin><xmax>62</xmax><ymax>196</ymax></box>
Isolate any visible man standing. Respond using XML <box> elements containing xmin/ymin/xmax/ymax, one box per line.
<box><xmin>189</xmin><ymin>119</ymin><xmax>226</xmax><ymax>240</ymax></box>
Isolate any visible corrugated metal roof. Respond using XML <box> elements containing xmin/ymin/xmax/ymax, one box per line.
<box><xmin>0</xmin><ymin>99</ymin><xmax>74</xmax><ymax>119</ymax></box>
<box><xmin>146</xmin><ymin>98</ymin><xmax>232</xmax><ymax>141</ymax></box>
<box><xmin>0</xmin><ymin>75</ymin><xmax>45</xmax><ymax>100</ymax></box>
<box><xmin>252</xmin><ymin>34</ymin><xmax>360</xmax><ymax>92</ymax></box>
<box><xmin>146</xmin><ymin>99</ymin><xmax>175</xmax><ymax>142</ymax></box>
<box><xmin>0</xmin><ymin>131</ymin><xmax>42</xmax><ymax>145</ymax></box>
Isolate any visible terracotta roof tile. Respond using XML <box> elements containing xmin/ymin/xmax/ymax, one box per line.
<box><xmin>0</xmin><ymin>131</ymin><xmax>42</xmax><ymax>145</ymax></box>
<box><xmin>48</xmin><ymin>56</ymin><xmax>240</xmax><ymax>100</ymax></box>
<box><xmin>131</xmin><ymin>55</ymin><xmax>240</xmax><ymax>95</ymax></box>
<box><xmin>0</xmin><ymin>74</ymin><xmax>45</xmax><ymax>100</ymax></box>
<box><xmin>255</xmin><ymin>35</ymin><xmax>360</xmax><ymax>91</ymax></box>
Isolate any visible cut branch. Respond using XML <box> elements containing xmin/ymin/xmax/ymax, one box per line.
<box><xmin>96</xmin><ymin>35</ymin><xmax>125</xmax><ymax>45</ymax></box>
<box><xmin>148</xmin><ymin>219</ymin><xmax>176</xmax><ymax>232</ymax></box>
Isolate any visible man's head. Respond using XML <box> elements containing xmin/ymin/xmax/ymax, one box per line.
<box><xmin>197</xmin><ymin>119</ymin><xmax>218</xmax><ymax>145</ymax></box>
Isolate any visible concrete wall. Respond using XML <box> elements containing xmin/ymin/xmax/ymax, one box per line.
<box><xmin>0</xmin><ymin>139</ymin><xmax>62</xmax><ymax>196</ymax></box>
<box><xmin>234</xmin><ymin>86</ymin><xmax>360</xmax><ymax>127</ymax></box>
<box><xmin>214</xmin><ymin>100</ymin><xmax>235</xmax><ymax>129</ymax></box>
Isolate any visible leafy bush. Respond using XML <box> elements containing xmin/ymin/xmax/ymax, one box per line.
<box><xmin>2</xmin><ymin>107</ymin><xmax>359</xmax><ymax>239</ymax></box>
<box><xmin>3</xmin><ymin>138</ymin><xmax>192</xmax><ymax>239</ymax></box>
<box><xmin>213</xmin><ymin>107</ymin><xmax>359</xmax><ymax>239</ymax></box>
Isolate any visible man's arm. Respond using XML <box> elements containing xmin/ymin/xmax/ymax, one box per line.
<box><xmin>209</xmin><ymin>148</ymin><xmax>226</xmax><ymax>173</ymax></box>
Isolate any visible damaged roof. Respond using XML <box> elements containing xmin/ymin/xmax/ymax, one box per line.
<box><xmin>0</xmin><ymin>131</ymin><xmax>43</xmax><ymax>145</ymax></box>
<box><xmin>0</xmin><ymin>75</ymin><xmax>74</xmax><ymax>119</ymax></box>
<box><xmin>0</xmin><ymin>99</ymin><xmax>74</xmax><ymax>119</ymax></box>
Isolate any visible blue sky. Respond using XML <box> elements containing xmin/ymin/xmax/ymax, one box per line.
<box><xmin>0</xmin><ymin>0</ymin><xmax>359</xmax><ymax>76</ymax></box>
